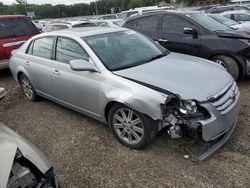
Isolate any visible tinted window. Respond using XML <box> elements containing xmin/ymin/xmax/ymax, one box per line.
<box><xmin>32</xmin><ymin>37</ymin><xmax>54</xmax><ymax>59</ymax></box>
<box><xmin>60</xmin><ymin>25</ymin><xmax>69</xmax><ymax>30</ymax></box>
<box><xmin>0</xmin><ymin>17</ymin><xmax>39</xmax><ymax>39</ymax></box>
<box><xmin>235</xmin><ymin>14</ymin><xmax>250</xmax><ymax>22</ymax></box>
<box><xmin>72</xmin><ymin>23</ymin><xmax>97</xmax><ymax>28</ymax></box>
<box><xmin>136</xmin><ymin>16</ymin><xmax>160</xmax><ymax>31</ymax></box>
<box><xmin>162</xmin><ymin>15</ymin><xmax>192</xmax><ymax>33</ymax></box>
<box><xmin>56</xmin><ymin>37</ymin><xmax>88</xmax><ymax>64</ymax></box>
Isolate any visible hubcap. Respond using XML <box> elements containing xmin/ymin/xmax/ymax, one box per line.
<box><xmin>215</xmin><ymin>59</ymin><xmax>228</xmax><ymax>70</ymax></box>
<box><xmin>21</xmin><ymin>77</ymin><xmax>34</xmax><ymax>99</ymax></box>
<box><xmin>113</xmin><ymin>108</ymin><xmax>144</xmax><ymax>145</ymax></box>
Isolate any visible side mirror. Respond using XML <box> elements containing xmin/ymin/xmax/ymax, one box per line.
<box><xmin>0</xmin><ymin>88</ymin><xmax>5</xmax><ymax>100</ymax></box>
<box><xmin>70</xmin><ymin>59</ymin><xmax>98</xmax><ymax>72</ymax></box>
<box><xmin>184</xmin><ymin>27</ymin><xmax>198</xmax><ymax>35</ymax></box>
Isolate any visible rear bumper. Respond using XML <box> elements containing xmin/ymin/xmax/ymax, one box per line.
<box><xmin>0</xmin><ymin>60</ymin><xmax>9</xmax><ymax>70</ymax></box>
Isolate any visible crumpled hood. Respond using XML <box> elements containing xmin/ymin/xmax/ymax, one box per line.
<box><xmin>216</xmin><ymin>30</ymin><xmax>250</xmax><ymax>39</ymax></box>
<box><xmin>0</xmin><ymin>122</ymin><xmax>51</xmax><ymax>173</ymax></box>
<box><xmin>114</xmin><ymin>53</ymin><xmax>232</xmax><ymax>102</ymax></box>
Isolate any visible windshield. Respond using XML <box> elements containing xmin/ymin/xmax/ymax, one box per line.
<box><xmin>208</xmin><ymin>14</ymin><xmax>238</xmax><ymax>27</ymax></box>
<box><xmin>188</xmin><ymin>14</ymin><xmax>233</xmax><ymax>32</ymax></box>
<box><xmin>83</xmin><ymin>31</ymin><xmax>168</xmax><ymax>71</ymax></box>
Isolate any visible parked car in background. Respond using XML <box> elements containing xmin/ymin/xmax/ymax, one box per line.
<box><xmin>0</xmin><ymin>15</ymin><xmax>39</xmax><ymax>70</ymax></box>
<box><xmin>208</xmin><ymin>5</ymin><xmax>250</xmax><ymax>13</ymax></box>
<box><xmin>91</xmin><ymin>19</ymin><xmax>124</xmax><ymax>27</ymax></box>
<box><xmin>118</xmin><ymin>5</ymin><xmax>176</xmax><ymax>20</ymax></box>
<box><xmin>97</xmin><ymin>14</ymin><xmax>118</xmax><ymax>20</ymax></box>
<box><xmin>208</xmin><ymin>13</ymin><xmax>250</xmax><ymax>31</ymax></box>
<box><xmin>220</xmin><ymin>10</ymin><xmax>250</xmax><ymax>23</ymax></box>
<box><xmin>123</xmin><ymin>11</ymin><xmax>250</xmax><ymax>80</ymax></box>
<box><xmin>10</xmin><ymin>27</ymin><xmax>240</xmax><ymax>160</ymax></box>
<box><xmin>0</xmin><ymin>87</ymin><xmax>59</xmax><ymax>188</ymax></box>
<box><xmin>43</xmin><ymin>21</ymin><xmax>97</xmax><ymax>32</ymax></box>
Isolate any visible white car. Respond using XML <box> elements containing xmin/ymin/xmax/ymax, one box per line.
<box><xmin>43</xmin><ymin>21</ymin><xmax>97</xmax><ymax>32</ymax></box>
<box><xmin>91</xmin><ymin>19</ymin><xmax>124</xmax><ymax>27</ymax></box>
<box><xmin>220</xmin><ymin>10</ymin><xmax>250</xmax><ymax>23</ymax></box>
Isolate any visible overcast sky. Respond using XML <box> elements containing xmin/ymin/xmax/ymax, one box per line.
<box><xmin>2</xmin><ymin>0</ymin><xmax>94</xmax><ymax>5</ymax></box>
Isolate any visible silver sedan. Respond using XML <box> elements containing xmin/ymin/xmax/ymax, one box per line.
<box><xmin>9</xmin><ymin>27</ymin><xmax>240</xmax><ymax>160</ymax></box>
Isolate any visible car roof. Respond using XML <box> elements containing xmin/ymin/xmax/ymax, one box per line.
<box><xmin>47</xmin><ymin>20</ymin><xmax>92</xmax><ymax>26</ymax></box>
<box><xmin>43</xmin><ymin>27</ymin><xmax>128</xmax><ymax>38</ymax></box>
<box><xmin>0</xmin><ymin>15</ymin><xmax>25</xmax><ymax>19</ymax></box>
<box><xmin>126</xmin><ymin>11</ymin><xmax>200</xmax><ymax>21</ymax></box>
<box><xmin>220</xmin><ymin>10</ymin><xmax>250</xmax><ymax>15</ymax></box>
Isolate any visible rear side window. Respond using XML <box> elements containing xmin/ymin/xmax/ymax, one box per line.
<box><xmin>0</xmin><ymin>17</ymin><xmax>39</xmax><ymax>39</ymax></box>
<box><xmin>32</xmin><ymin>37</ymin><xmax>54</xmax><ymax>59</ymax></box>
<box><xmin>234</xmin><ymin>14</ymin><xmax>250</xmax><ymax>22</ymax></box>
<box><xmin>56</xmin><ymin>37</ymin><xmax>89</xmax><ymax>64</ymax></box>
<box><xmin>72</xmin><ymin>23</ymin><xmax>97</xmax><ymax>28</ymax></box>
<box><xmin>162</xmin><ymin>15</ymin><xmax>192</xmax><ymax>33</ymax></box>
<box><xmin>136</xmin><ymin>16</ymin><xmax>160</xmax><ymax>31</ymax></box>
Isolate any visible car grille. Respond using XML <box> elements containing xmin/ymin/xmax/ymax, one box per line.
<box><xmin>209</xmin><ymin>80</ymin><xmax>240</xmax><ymax>115</ymax></box>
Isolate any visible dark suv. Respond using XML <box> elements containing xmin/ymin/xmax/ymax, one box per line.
<box><xmin>123</xmin><ymin>12</ymin><xmax>250</xmax><ymax>80</ymax></box>
<box><xmin>0</xmin><ymin>15</ymin><xmax>39</xmax><ymax>69</ymax></box>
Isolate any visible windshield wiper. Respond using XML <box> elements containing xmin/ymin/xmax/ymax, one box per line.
<box><xmin>144</xmin><ymin>53</ymin><xmax>167</xmax><ymax>63</ymax></box>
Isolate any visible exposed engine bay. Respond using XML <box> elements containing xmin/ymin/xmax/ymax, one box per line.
<box><xmin>161</xmin><ymin>95</ymin><xmax>210</xmax><ymax>140</ymax></box>
<box><xmin>8</xmin><ymin>151</ymin><xmax>57</xmax><ymax>188</ymax></box>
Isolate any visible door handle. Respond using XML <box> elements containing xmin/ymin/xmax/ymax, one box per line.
<box><xmin>53</xmin><ymin>70</ymin><xmax>61</xmax><ymax>75</ymax></box>
<box><xmin>158</xmin><ymin>38</ymin><xmax>168</xmax><ymax>43</ymax></box>
<box><xmin>25</xmin><ymin>61</ymin><xmax>30</xmax><ymax>66</ymax></box>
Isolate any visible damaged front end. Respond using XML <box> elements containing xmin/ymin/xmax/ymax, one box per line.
<box><xmin>161</xmin><ymin>95</ymin><xmax>210</xmax><ymax>140</ymax></box>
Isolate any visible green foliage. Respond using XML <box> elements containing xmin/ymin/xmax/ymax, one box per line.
<box><xmin>0</xmin><ymin>0</ymin><xmax>232</xmax><ymax>19</ymax></box>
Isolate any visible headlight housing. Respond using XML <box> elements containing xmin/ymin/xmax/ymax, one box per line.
<box><xmin>180</xmin><ymin>100</ymin><xmax>198</xmax><ymax>115</ymax></box>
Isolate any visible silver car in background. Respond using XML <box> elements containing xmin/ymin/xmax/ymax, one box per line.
<box><xmin>9</xmin><ymin>27</ymin><xmax>240</xmax><ymax>160</ymax></box>
<box><xmin>0</xmin><ymin>88</ymin><xmax>59</xmax><ymax>187</ymax></box>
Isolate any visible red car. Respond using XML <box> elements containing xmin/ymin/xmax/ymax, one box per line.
<box><xmin>0</xmin><ymin>15</ymin><xmax>39</xmax><ymax>69</ymax></box>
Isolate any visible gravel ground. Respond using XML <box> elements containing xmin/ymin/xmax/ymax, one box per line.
<box><xmin>0</xmin><ymin>69</ymin><xmax>249</xmax><ymax>188</ymax></box>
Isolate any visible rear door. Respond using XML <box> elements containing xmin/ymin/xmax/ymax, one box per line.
<box><xmin>25</xmin><ymin>36</ymin><xmax>55</xmax><ymax>96</ymax></box>
<box><xmin>133</xmin><ymin>15</ymin><xmax>161</xmax><ymax>41</ymax></box>
<box><xmin>158</xmin><ymin>14</ymin><xmax>200</xmax><ymax>56</ymax></box>
<box><xmin>0</xmin><ymin>17</ymin><xmax>39</xmax><ymax>62</ymax></box>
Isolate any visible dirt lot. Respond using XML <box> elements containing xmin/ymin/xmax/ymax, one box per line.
<box><xmin>0</xmin><ymin>69</ymin><xmax>249</xmax><ymax>188</ymax></box>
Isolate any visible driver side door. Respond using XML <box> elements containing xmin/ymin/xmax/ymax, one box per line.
<box><xmin>51</xmin><ymin>37</ymin><xmax>101</xmax><ymax>116</ymax></box>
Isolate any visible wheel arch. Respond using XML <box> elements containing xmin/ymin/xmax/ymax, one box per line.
<box><xmin>209</xmin><ymin>53</ymin><xmax>243</xmax><ymax>77</ymax></box>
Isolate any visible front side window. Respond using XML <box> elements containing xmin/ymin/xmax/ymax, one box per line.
<box><xmin>136</xmin><ymin>15</ymin><xmax>160</xmax><ymax>32</ymax></box>
<box><xmin>32</xmin><ymin>37</ymin><xmax>54</xmax><ymax>59</ymax></box>
<box><xmin>83</xmin><ymin>31</ymin><xmax>168</xmax><ymax>71</ymax></box>
<box><xmin>56</xmin><ymin>37</ymin><xmax>89</xmax><ymax>64</ymax></box>
<box><xmin>162</xmin><ymin>15</ymin><xmax>192</xmax><ymax>33</ymax></box>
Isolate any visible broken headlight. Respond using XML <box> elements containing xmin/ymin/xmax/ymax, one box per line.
<box><xmin>162</xmin><ymin>96</ymin><xmax>206</xmax><ymax>121</ymax></box>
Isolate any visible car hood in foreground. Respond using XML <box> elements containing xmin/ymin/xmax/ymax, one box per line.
<box><xmin>216</xmin><ymin>30</ymin><xmax>250</xmax><ymax>39</ymax></box>
<box><xmin>0</xmin><ymin>122</ymin><xmax>51</xmax><ymax>174</ymax></box>
<box><xmin>114</xmin><ymin>53</ymin><xmax>232</xmax><ymax>102</ymax></box>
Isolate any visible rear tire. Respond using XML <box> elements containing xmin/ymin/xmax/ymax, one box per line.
<box><xmin>108</xmin><ymin>103</ymin><xmax>158</xmax><ymax>150</ymax></box>
<box><xmin>20</xmin><ymin>74</ymin><xmax>38</xmax><ymax>101</ymax></box>
<box><xmin>212</xmin><ymin>55</ymin><xmax>239</xmax><ymax>80</ymax></box>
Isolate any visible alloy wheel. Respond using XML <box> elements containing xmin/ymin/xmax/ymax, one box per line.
<box><xmin>215</xmin><ymin>59</ymin><xmax>228</xmax><ymax>70</ymax></box>
<box><xmin>20</xmin><ymin>76</ymin><xmax>34</xmax><ymax>99</ymax></box>
<box><xmin>113</xmin><ymin>108</ymin><xmax>144</xmax><ymax>145</ymax></box>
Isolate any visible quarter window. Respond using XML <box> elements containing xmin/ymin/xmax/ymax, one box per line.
<box><xmin>162</xmin><ymin>15</ymin><xmax>192</xmax><ymax>33</ymax></box>
<box><xmin>56</xmin><ymin>37</ymin><xmax>89</xmax><ymax>64</ymax></box>
<box><xmin>32</xmin><ymin>37</ymin><xmax>54</xmax><ymax>59</ymax></box>
<box><xmin>136</xmin><ymin>16</ymin><xmax>160</xmax><ymax>31</ymax></box>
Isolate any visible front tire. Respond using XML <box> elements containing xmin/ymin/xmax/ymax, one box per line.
<box><xmin>212</xmin><ymin>55</ymin><xmax>240</xmax><ymax>80</ymax></box>
<box><xmin>108</xmin><ymin>103</ymin><xmax>158</xmax><ymax>150</ymax></box>
<box><xmin>20</xmin><ymin>74</ymin><xmax>38</xmax><ymax>101</ymax></box>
